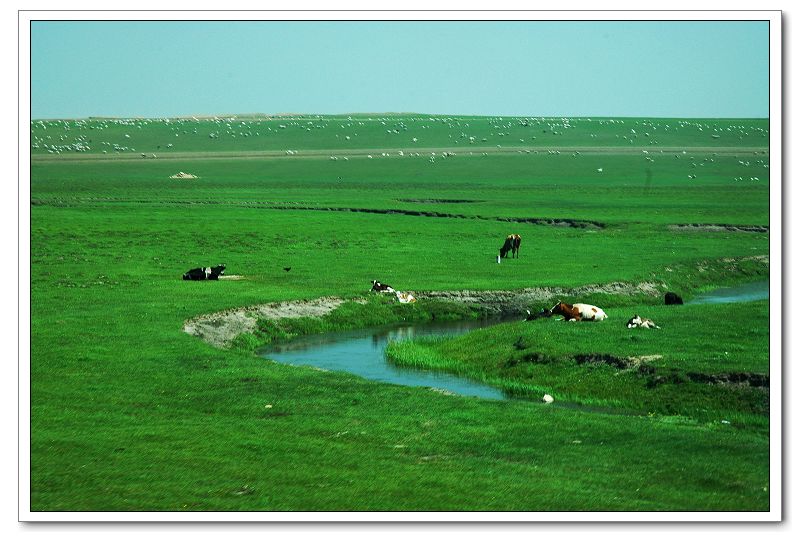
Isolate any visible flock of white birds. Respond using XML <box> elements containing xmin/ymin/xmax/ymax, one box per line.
<box><xmin>30</xmin><ymin>115</ymin><xmax>768</xmax><ymax>181</ymax></box>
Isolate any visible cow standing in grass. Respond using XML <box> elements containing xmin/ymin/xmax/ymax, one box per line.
<box><xmin>499</xmin><ymin>234</ymin><xmax>521</xmax><ymax>259</ymax></box>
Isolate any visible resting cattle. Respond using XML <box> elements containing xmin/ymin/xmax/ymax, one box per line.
<box><xmin>499</xmin><ymin>234</ymin><xmax>521</xmax><ymax>259</ymax></box>
<box><xmin>396</xmin><ymin>292</ymin><xmax>416</xmax><ymax>304</ymax></box>
<box><xmin>549</xmin><ymin>301</ymin><xmax>608</xmax><ymax>322</ymax></box>
<box><xmin>627</xmin><ymin>315</ymin><xmax>660</xmax><ymax>329</ymax></box>
<box><xmin>371</xmin><ymin>280</ymin><xmax>395</xmax><ymax>293</ymax></box>
<box><xmin>183</xmin><ymin>264</ymin><xmax>226</xmax><ymax>281</ymax></box>
<box><xmin>664</xmin><ymin>292</ymin><xmax>684</xmax><ymax>305</ymax></box>
<box><xmin>525</xmin><ymin>308</ymin><xmax>552</xmax><ymax>321</ymax></box>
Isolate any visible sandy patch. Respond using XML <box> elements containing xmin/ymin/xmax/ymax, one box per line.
<box><xmin>668</xmin><ymin>224</ymin><xmax>768</xmax><ymax>233</ymax></box>
<box><xmin>741</xmin><ymin>254</ymin><xmax>769</xmax><ymax>264</ymax></box>
<box><xmin>416</xmin><ymin>281</ymin><xmax>663</xmax><ymax>315</ymax></box>
<box><xmin>169</xmin><ymin>171</ymin><xmax>198</xmax><ymax>179</ymax></box>
<box><xmin>183</xmin><ymin>296</ymin><xmax>364</xmax><ymax>348</ymax></box>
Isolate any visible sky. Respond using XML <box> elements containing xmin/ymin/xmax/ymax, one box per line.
<box><xmin>30</xmin><ymin>20</ymin><xmax>770</xmax><ymax>119</ymax></box>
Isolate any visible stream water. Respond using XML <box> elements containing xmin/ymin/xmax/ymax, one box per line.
<box><xmin>260</xmin><ymin>281</ymin><xmax>769</xmax><ymax>400</ymax></box>
<box><xmin>259</xmin><ymin>318</ymin><xmax>510</xmax><ymax>400</ymax></box>
<box><xmin>686</xmin><ymin>280</ymin><xmax>769</xmax><ymax>304</ymax></box>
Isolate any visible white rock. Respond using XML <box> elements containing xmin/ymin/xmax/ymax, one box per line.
<box><xmin>542</xmin><ymin>394</ymin><xmax>554</xmax><ymax>404</ymax></box>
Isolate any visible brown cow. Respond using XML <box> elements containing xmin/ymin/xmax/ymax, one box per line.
<box><xmin>550</xmin><ymin>301</ymin><xmax>608</xmax><ymax>322</ymax></box>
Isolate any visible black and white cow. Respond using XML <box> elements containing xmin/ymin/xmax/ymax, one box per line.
<box><xmin>370</xmin><ymin>280</ymin><xmax>395</xmax><ymax>293</ymax></box>
<box><xmin>626</xmin><ymin>315</ymin><xmax>660</xmax><ymax>329</ymax></box>
<box><xmin>525</xmin><ymin>308</ymin><xmax>552</xmax><ymax>321</ymax></box>
<box><xmin>183</xmin><ymin>264</ymin><xmax>226</xmax><ymax>281</ymax></box>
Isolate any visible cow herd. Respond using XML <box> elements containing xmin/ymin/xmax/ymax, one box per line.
<box><xmin>180</xmin><ymin>231</ymin><xmax>685</xmax><ymax>329</ymax></box>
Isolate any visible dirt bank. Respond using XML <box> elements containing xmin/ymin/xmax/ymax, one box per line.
<box><xmin>184</xmin><ymin>281</ymin><xmax>662</xmax><ymax>348</ymax></box>
<box><xmin>668</xmin><ymin>224</ymin><xmax>769</xmax><ymax>233</ymax></box>
<box><xmin>183</xmin><ymin>296</ymin><xmax>360</xmax><ymax>348</ymax></box>
<box><xmin>416</xmin><ymin>281</ymin><xmax>663</xmax><ymax>315</ymax></box>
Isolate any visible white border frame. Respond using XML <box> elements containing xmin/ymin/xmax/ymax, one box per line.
<box><xmin>18</xmin><ymin>9</ymin><xmax>782</xmax><ymax>523</ymax></box>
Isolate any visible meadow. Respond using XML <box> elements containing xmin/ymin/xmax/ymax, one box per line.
<box><xmin>29</xmin><ymin>114</ymin><xmax>771</xmax><ymax>512</ymax></box>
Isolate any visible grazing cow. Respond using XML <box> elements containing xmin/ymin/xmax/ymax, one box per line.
<box><xmin>183</xmin><ymin>264</ymin><xmax>226</xmax><ymax>281</ymax></box>
<box><xmin>371</xmin><ymin>280</ymin><xmax>395</xmax><ymax>293</ymax></box>
<box><xmin>499</xmin><ymin>234</ymin><xmax>522</xmax><ymax>259</ymax></box>
<box><xmin>664</xmin><ymin>292</ymin><xmax>684</xmax><ymax>305</ymax></box>
<box><xmin>627</xmin><ymin>315</ymin><xmax>660</xmax><ymax>329</ymax></box>
<box><xmin>549</xmin><ymin>301</ymin><xmax>608</xmax><ymax>322</ymax></box>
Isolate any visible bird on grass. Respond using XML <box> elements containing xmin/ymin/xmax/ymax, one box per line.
<box><xmin>283</xmin><ymin>267</ymin><xmax>291</xmax><ymax>272</ymax></box>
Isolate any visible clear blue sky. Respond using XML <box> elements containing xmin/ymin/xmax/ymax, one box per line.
<box><xmin>30</xmin><ymin>21</ymin><xmax>769</xmax><ymax>119</ymax></box>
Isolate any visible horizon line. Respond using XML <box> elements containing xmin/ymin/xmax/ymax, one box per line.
<box><xmin>30</xmin><ymin>112</ymin><xmax>771</xmax><ymax>122</ymax></box>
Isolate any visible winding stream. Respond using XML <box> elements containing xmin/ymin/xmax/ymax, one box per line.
<box><xmin>259</xmin><ymin>281</ymin><xmax>769</xmax><ymax>400</ymax></box>
<box><xmin>259</xmin><ymin>318</ymin><xmax>511</xmax><ymax>400</ymax></box>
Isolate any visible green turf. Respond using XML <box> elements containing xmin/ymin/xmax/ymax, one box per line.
<box><xmin>387</xmin><ymin>300</ymin><xmax>769</xmax><ymax>428</ymax></box>
<box><xmin>29</xmin><ymin>114</ymin><xmax>771</xmax><ymax>512</ymax></box>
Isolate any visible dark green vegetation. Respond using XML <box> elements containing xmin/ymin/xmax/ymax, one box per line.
<box><xmin>30</xmin><ymin>115</ymin><xmax>770</xmax><ymax>511</ymax></box>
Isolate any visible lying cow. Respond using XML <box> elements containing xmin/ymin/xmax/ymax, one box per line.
<box><xmin>396</xmin><ymin>292</ymin><xmax>417</xmax><ymax>304</ymax></box>
<box><xmin>627</xmin><ymin>315</ymin><xmax>660</xmax><ymax>329</ymax></box>
<box><xmin>525</xmin><ymin>308</ymin><xmax>552</xmax><ymax>321</ymax></box>
<box><xmin>664</xmin><ymin>292</ymin><xmax>683</xmax><ymax>305</ymax></box>
<box><xmin>371</xmin><ymin>280</ymin><xmax>395</xmax><ymax>293</ymax></box>
<box><xmin>549</xmin><ymin>301</ymin><xmax>608</xmax><ymax>322</ymax></box>
<box><xmin>183</xmin><ymin>264</ymin><xmax>226</xmax><ymax>281</ymax></box>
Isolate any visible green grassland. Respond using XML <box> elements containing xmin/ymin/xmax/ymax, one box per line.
<box><xmin>387</xmin><ymin>300</ymin><xmax>769</xmax><ymax>427</ymax></box>
<box><xmin>29</xmin><ymin>114</ymin><xmax>771</xmax><ymax>512</ymax></box>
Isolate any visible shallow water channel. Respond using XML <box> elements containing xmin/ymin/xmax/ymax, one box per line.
<box><xmin>259</xmin><ymin>281</ymin><xmax>769</xmax><ymax>400</ymax></box>
<box><xmin>260</xmin><ymin>318</ymin><xmax>511</xmax><ymax>400</ymax></box>
<box><xmin>687</xmin><ymin>280</ymin><xmax>769</xmax><ymax>304</ymax></box>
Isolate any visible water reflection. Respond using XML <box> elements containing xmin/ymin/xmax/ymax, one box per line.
<box><xmin>261</xmin><ymin>318</ymin><xmax>513</xmax><ymax>400</ymax></box>
<box><xmin>687</xmin><ymin>281</ymin><xmax>769</xmax><ymax>305</ymax></box>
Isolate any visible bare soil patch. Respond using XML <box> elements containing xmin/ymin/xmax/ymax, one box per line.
<box><xmin>183</xmin><ymin>296</ymin><xmax>362</xmax><ymax>348</ymax></box>
<box><xmin>686</xmin><ymin>371</ymin><xmax>769</xmax><ymax>388</ymax></box>
<box><xmin>416</xmin><ymin>281</ymin><xmax>662</xmax><ymax>315</ymax></box>
<box><xmin>169</xmin><ymin>172</ymin><xmax>198</xmax><ymax>179</ymax></box>
<box><xmin>668</xmin><ymin>224</ymin><xmax>768</xmax><ymax>234</ymax></box>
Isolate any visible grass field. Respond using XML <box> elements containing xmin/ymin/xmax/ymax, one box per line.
<box><xmin>28</xmin><ymin>114</ymin><xmax>771</xmax><ymax>512</ymax></box>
